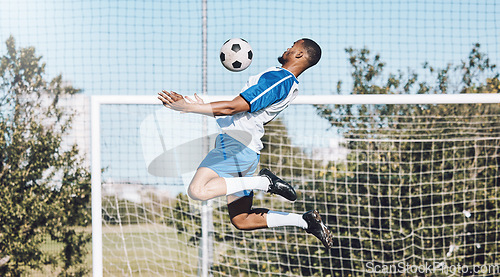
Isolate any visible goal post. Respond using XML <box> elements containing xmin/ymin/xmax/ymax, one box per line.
<box><xmin>90</xmin><ymin>93</ymin><xmax>500</xmax><ymax>276</ymax></box>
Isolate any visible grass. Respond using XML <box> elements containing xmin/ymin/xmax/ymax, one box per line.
<box><xmin>102</xmin><ymin>224</ymin><xmax>198</xmax><ymax>276</ymax></box>
<box><xmin>23</xmin><ymin>224</ymin><xmax>199</xmax><ymax>276</ymax></box>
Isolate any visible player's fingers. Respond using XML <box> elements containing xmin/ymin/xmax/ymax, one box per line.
<box><xmin>158</xmin><ymin>96</ymin><xmax>173</xmax><ymax>109</ymax></box>
<box><xmin>157</xmin><ymin>92</ymin><xmax>170</xmax><ymax>102</ymax></box>
<box><xmin>165</xmin><ymin>93</ymin><xmax>180</xmax><ymax>102</ymax></box>
<box><xmin>161</xmin><ymin>90</ymin><xmax>176</xmax><ymax>100</ymax></box>
<box><xmin>159</xmin><ymin>90</ymin><xmax>170</xmax><ymax>97</ymax></box>
<box><xmin>169</xmin><ymin>91</ymin><xmax>183</xmax><ymax>100</ymax></box>
<box><xmin>158</xmin><ymin>96</ymin><xmax>170</xmax><ymax>105</ymax></box>
<box><xmin>157</xmin><ymin>93</ymin><xmax>166</xmax><ymax>102</ymax></box>
<box><xmin>158</xmin><ymin>93</ymin><xmax>176</xmax><ymax>106</ymax></box>
<box><xmin>184</xmin><ymin>96</ymin><xmax>194</xmax><ymax>103</ymax></box>
<box><xmin>163</xmin><ymin>91</ymin><xmax>179</xmax><ymax>103</ymax></box>
<box><xmin>194</xmin><ymin>93</ymin><xmax>204</xmax><ymax>103</ymax></box>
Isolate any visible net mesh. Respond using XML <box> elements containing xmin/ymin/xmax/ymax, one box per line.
<box><xmin>97</xmin><ymin>102</ymin><xmax>499</xmax><ymax>276</ymax></box>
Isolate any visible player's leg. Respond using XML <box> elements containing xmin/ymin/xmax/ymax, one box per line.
<box><xmin>265</xmin><ymin>208</ymin><xmax>334</xmax><ymax>249</ymax></box>
<box><xmin>226</xmin><ymin>192</ymin><xmax>307</xmax><ymax>232</ymax></box>
<box><xmin>188</xmin><ymin>133</ymin><xmax>272</xmax><ymax>201</ymax></box>
<box><xmin>189</xmin><ymin>133</ymin><xmax>296</xmax><ymax>201</ymax></box>
<box><xmin>227</xmin><ymin>194</ymin><xmax>334</xmax><ymax>249</ymax></box>
<box><xmin>224</xmin><ymin>169</ymin><xmax>297</xmax><ymax>201</ymax></box>
<box><xmin>227</xmin><ymin>194</ymin><xmax>268</xmax><ymax>230</ymax></box>
<box><xmin>187</xmin><ymin>167</ymin><xmax>275</xmax><ymax>201</ymax></box>
<box><xmin>187</xmin><ymin>167</ymin><xmax>296</xmax><ymax>201</ymax></box>
<box><xmin>226</xmin><ymin>194</ymin><xmax>308</xmax><ymax>231</ymax></box>
<box><xmin>187</xmin><ymin>167</ymin><xmax>226</xmax><ymax>201</ymax></box>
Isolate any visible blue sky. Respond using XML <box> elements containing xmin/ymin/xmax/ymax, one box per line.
<box><xmin>1</xmin><ymin>0</ymin><xmax>499</xmax><ymax>189</ymax></box>
<box><xmin>3</xmin><ymin>0</ymin><xmax>498</xmax><ymax>97</ymax></box>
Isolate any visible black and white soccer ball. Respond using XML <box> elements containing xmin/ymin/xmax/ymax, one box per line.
<box><xmin>220</xmin><ymin>38</ymin><xmax>253</xmax><ymax>72</ymax></box>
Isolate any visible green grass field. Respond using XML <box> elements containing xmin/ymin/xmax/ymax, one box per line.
<box><xmin>102</xmin><ymin>224</ymin><xmax>198</xmax><ymax>276</ymax></box>
<box><xmin>23</xmin><ymin>224</ymin><xmax>198</xmax><ymax>276</ymax></box>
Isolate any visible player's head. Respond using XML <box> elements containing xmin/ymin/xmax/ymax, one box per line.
<box><xmin>300</xmin><ymin>38</ymin><xmax>322</xmax><ymax>67</ymax></box>
<box><xmin>278</xmin><ymin>38</ymin><xmax>321</xmax><ymax>69</ymax></box>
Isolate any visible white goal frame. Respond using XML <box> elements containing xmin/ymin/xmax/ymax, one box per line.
<box><xmin>90</xmin><ymin>93</ymin><xmax>500</xmax><ymax>277</ymax></box>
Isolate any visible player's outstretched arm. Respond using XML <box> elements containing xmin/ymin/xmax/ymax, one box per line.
<box><xmin>158</xmin><ymin>90</ymin><xmax>249</xmax><ymax>116</ymax></box>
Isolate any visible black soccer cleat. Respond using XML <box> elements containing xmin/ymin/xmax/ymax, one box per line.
<box><xmin>303</xmin><ymin>210</ymin><xmax>334</xmax><ymax>249</ymax></box>
<box><xmin>259</xmin><ymin>168</ymin><xmax>297</xmax><ymax>201</ymax></box>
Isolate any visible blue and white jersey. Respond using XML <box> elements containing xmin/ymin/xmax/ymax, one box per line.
<box><xmin>216</xmin><ymin>67</ymin><xmax>299</xmax><ymax>153</ymax></box>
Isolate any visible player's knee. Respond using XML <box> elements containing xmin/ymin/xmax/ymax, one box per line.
<box><xmin>187</xmin><ymin>187</ymin><xmax>202</xmax><ymax>200</ymax></box>
<box><xmin>230</xmin><ymin>215</ymin><xmax>250</xmax><ymax>230</ymax></box>
<box><xmin>187</xmin><ymin>185</ymin><xmax>208</xmax><ymax>201</ymax></box>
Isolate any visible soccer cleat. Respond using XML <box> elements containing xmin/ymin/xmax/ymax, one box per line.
<box><xmin>303</xmin><ymin>210</ymin><xmax>334</xmax><ymax>249</ymax></box>
<box><xmin>259</xmin><ymin>168</ymin><xmax>297</xmax><ymax>201</ymax></box>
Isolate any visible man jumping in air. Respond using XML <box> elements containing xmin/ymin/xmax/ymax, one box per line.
<box><xmin>158</xmin><ymin>38</ymin><xmax>333</xmax><ymax>249</ymax></box>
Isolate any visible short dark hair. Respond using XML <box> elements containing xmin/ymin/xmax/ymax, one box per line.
<box><xmin>301</xmin><ymin>38</ymin><xmax>322</xmax><ymax>67</ymax></box>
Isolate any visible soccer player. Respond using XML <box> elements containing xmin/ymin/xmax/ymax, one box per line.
<box><xmin>158</xmin><ymin>38</ymin><xmax>333</xmax><ymax>249</ymax></box>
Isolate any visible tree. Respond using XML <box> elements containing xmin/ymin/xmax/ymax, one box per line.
<box><xmin>0</xmin><ymin>36</ymin><xmax>91</xmax><ymax>276</ymax></box>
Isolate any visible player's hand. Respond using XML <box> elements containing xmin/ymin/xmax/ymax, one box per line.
<box><xmin>158</xmin><ymin>90</ymin><xmax>191</xmax><ymax>113</ymax></box>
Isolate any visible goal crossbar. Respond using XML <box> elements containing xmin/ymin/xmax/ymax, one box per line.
<box><xmin>91</xmin><ymin>93</ymin><xmax>500</xmax><ymax>105</ymax></box>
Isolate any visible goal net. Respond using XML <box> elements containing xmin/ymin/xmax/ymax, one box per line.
<box><xmin>91</xmin><ymin>94</ymin><xmax>500</xmax><ymax>276</ymax></box>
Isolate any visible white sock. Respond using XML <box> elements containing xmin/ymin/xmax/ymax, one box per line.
<box><xmin>266</xmin><ymin>211</ymin><xmax>308</xmax><ymax>229</ymax></box>
<box><xmin>224</xmin><ymin>176</ymin><xmax>270</xmax><ymax>195</ymax></box>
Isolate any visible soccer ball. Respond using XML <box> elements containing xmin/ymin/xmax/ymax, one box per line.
<box><xmin>219</xmin><ymin>38</ymin><xmax>253</xmax><ymax>72</ymax></box>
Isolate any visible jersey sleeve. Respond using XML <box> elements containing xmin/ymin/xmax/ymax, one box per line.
<box><xmin>239</xmin><ymin>71</ymin><xmax>296</xmax><ymax>113</ymax></box>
